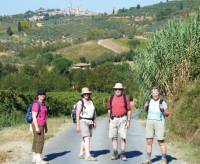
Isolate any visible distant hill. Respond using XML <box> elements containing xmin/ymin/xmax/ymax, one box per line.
<box><xmin>116</xmin><ymin>0</ymin><xmax>200</xmax><ymax>19</ymax></box>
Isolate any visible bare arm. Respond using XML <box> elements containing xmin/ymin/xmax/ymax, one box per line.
<box><xmin>32</xmin><ymin>111</ymin><xmax>40</xmax><ymax>133</ymax></box>
<box><xmin>76</xmin><ymin>105</ymin><xmax>82</xmax><ymax>132</ymax></box>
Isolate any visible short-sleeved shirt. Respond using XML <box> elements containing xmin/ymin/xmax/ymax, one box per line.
<box><xmin>107</xmin><ymin>95</ymin><xmax>131</xmax><ymax>116</ymax></box>
<box><xmin>147</xmin><ymin>99</ymin><xmax>168</xmax><ymax>121</ymax></box>
<box><xmin>32</xmin><ymin>101</ymin><xmax>48</xmax><ymax>126</ymax></box>
<box><xmin>77</xmin><ymin>99</ymin><xmax>95</xmax><ymax>124</ymax></box>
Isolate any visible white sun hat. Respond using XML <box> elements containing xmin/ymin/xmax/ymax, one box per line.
<box><xmin>113</xmin><ymin>83</ymin><xmax>124</xmax><ymax>89</ymax></box>
<box><xmin>81</xmin><ymin>87</ymin><xmax>92</xmax><ymax>95</ymax></box>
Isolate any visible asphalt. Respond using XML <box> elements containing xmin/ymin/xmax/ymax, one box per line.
<box><xmin>24</xmin><ymin>111</ymin><xmax>183</xmax><ymax>164</ymax></box>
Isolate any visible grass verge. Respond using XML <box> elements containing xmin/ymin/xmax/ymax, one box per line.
<box><xmin>0</xmin><ymin>116</ymin><xmax>71</xmax><ymax>163</ymax></box>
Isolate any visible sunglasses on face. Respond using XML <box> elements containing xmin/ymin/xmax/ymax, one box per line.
<box><xmin>114</xmin><ymin>88</ymin><xmax>123</xmax><ymax>91</ymax></box>
<box><xmin>83</xmin><ymin>93</ymin><xmax>90</xmax><ymax>96</ymax></box>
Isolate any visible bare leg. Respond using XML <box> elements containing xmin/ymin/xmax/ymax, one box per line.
<box><xmin>158</xmin><ymin>140</ymin><xmax>167</xmax><ymax>160</ymax></box>
<box><xmin>112</xmin><ymin>138</ymin><xmax>118</xmax><ymax>151</ymax></box>
<box><xmin>80</xmin><ymin>140</ymin><xmax>85</xmax><ymax>155</ymax></box>
<box><xmin>84</xmin><ymin>137</ymin><xmax>91</xmax><ymax>157</ymax></box>
<box><xmin>146</xmin><ymin>138</ymin><xmax>153</xmax><ymax>159</ymax></box>
<box><xmin>120</xmin><ymin>138</ymin><xmax>126</xmax><ymax>152</ymax></box>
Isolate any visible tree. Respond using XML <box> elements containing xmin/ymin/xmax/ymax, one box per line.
<box><xmin>179</xmin><ymin>1</ymin><xmax>184</xmax><ymax>10</ymax></box>
<box><xmin>80</xmin><ymin>56</ymin><xmax>86</xmax><ymax>63</ymax></box>
<box><xmin>7</xmin><ymin>26</ymin><xmax>13</xmax><ymax>36</ymax></box>
<box><xmin>136</xmin><ymin>4</ymin><xmax>141</xmax><ymax>9</ymax></box>
<box><xmin>52</xmin><ymin>57</ymin><xmax>72</xmax><ymax>75</ymax></box>
<box><xmin>18</xmin><ymin>22</ymin><xmax>22</xmax><ymax>32</ymax></box>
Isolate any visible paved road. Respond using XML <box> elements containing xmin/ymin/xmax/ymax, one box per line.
<box><xmin>35</xmin><ymin>112</ymin><xmax>182</xmax><ymax>164</ymax></box>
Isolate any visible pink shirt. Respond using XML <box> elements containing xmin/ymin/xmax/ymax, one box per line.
<box><xmin>32</xmin><ymin>101</ymin><xmax>48</xmax><ymax>126</ymax></box>
<box><xmin>107</xmin><ymin>95</ymin><xmax>131</xmax><ymax>116</ymax></box>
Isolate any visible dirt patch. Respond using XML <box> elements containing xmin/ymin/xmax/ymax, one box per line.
<box><xmin>98</xmin><ymin>39</ymin><xmax>129</xmax><ymax>53</ymax></box>
<box><xmin>0</xmin><ymin>51</ymin><xmax>15</xmax><ymax>56</ymax></box>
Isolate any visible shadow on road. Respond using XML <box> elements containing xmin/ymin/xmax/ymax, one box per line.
<box><xmin>151</xmin><ymin>155</ymin><xmax>177</xmax><ymax>163</ymax></box>
<box><xmin>44</xmin><ymin>151</ymin><xmax>71</xmax><ymax>161</ymax></box>
<box><xmin>126</xmin><ymin>150</ymin><xmax>143</xmax><ymax>159</ymax></box>
<box><xmin>90</xmin><ymin>149</ymin><xmax>110</xmax><ymax>157</ymax></box>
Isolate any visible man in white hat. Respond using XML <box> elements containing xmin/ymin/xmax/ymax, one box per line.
<box><xmin>107</xmin><ymin>83</ymin><xmax>132</xmax><ymax>161</ymax></box>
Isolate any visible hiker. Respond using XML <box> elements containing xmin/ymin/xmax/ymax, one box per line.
<box><xmin>31</xmin><ymin>89</ymin><xmax>48</xmax><ymax>164</ymax></box>
<box><xmin>108</xmin><ymin>83</ymin><xmax>132</xmax><ymax>161</ymax></box>
<box><xmin>76</xmin><ymin>87</ymin><xmax>97</xmax><ymax>161</ymax></box>
<box><xmin>143</xmin><ymin>87</ymin><xmax>170</xmax><ymax>164</ymax></box>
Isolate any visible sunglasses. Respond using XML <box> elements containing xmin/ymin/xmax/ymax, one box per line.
<box><xmin>83</xmin><ymin>93</ymin><xmax>90</xmax><ymax>96</ymax></box>
<box><xmin>114</xmin><ymin>88</ymin><xmax>123</xmax><ymax>91</ymax></box>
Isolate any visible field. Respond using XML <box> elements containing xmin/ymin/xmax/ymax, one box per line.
<box><xmin>55</xmin><ymin>40</ymin><xmax>115</xmax><ymax>62</ymax></box>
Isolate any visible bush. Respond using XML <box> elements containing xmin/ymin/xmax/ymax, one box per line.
<box><xmin>0</xmin><ymin>90</ymin><xmax>109</xmax><ymax>128</ymax></box>
<box><xmin>168</xmin><ymin>79</ymin><xmax>200</xmax><ymax>146</ymax></box>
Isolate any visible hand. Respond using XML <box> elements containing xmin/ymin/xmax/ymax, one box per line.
<box><xmin>29</xmin><ymin>124</ymin><xmax>33</xmax><ymax>134</ymax></box>
<box><xmin>93</xmin><ymin>122</ymin><xmax>96</xmax><ymax>129</ymax></box>
<box><xmin>76</xmin><ymin>123</ymin><xmax>80</xmax><ymax>133</ymax></box>
<box><xmin>36</xmin><ymin>127</ymin><xmax>40</xmax><ymax>134</ymax></box>
<box><xmin>144</xmin><ymin>102</ymin><xmax>149</xmax><ymax>108</ymax></box>
<box><xmin>45</xmin><ymin>126</ymin><xmax>48</xmax><ymax>133</ymax></box>
<box><xmin>125</xmin><ymin>120</ymin><xmax>131</xmax><ymax>129</ymax></box>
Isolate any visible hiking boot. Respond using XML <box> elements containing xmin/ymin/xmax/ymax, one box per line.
<box><xmin>36</xmin><ymin>159</ymin><xmax>48</xmax><ymax>164</ymax></box>
<box><xmin>111</xmin><ymin>150</ymin><xmax>119</xmax><ymax>160</ymax></box>
<box><xmin>142</xmin><ymin>158</ymin><xmax>152</xmax><ymax>164</ymax></box>
<box><xmin>32</xmin><ymin>157</ymin><xmax>37</xmax><ymax>163</ymax></box>
<box><xmin>160</xmin><ymin>158</ymin><xmax>167</xmax><ymax>164</ymax></box>
<box><xmin>84</xmin><ymin>155</ymin><xmax>98</xmax><ymax>161</ymax></box>
<box><xmin>120</xmin><ymin>151</ymin><xmax>127</xmax><ymax>161</ymax></box>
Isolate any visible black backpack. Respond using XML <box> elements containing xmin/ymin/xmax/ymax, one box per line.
<box><xmin>109</xmin><ymin>94</ymin><xmax>128</xmax><ymax>118</ymax></box>
<box><xmin>71</xmin><ymin>99</ymin><xmax>84</xmax><ymax>123</ymax></box>
<box><xmin>146</xmin><ymin>98</ymin><xmax>164</xmax><ymax>113</ymax></box>
<box><xmin>71</xmin><ymin>99</ymin><xmax>95</xmax><ymax>123</ymax></box>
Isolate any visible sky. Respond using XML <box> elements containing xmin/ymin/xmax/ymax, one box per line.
<box><xmin>0</xmin><ymin>0</ymin><xmax>165</xmax><ymax>15</ymax></box>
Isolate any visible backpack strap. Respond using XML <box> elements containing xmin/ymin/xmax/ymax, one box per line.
<box><xmin>159</xmin><ymin>99</ymin><xmax>164</xmax><ymax>113</ymax></box>
<box><xmin>35</xmin><ymin>101</ymin><xmax>41</xmax><ymax>118</ymax></box>
<box><xmin>123</xmin><ymin>94</ymin><xmax>128</xmax><ymax>112</ymax></box>
<box><xmin>80</xmin><ymin>99</ymin><xmax>84</xmax><ymax>114</ymax></box>
<box><xmin>146</xmin><ymin>98</ymin><xmax>151</xmax><ymax>113</ymax></box>
<box><xmin>110</xmin><ymin>94</ymin><xmax>128</xmax><ymax>117</ymax></box>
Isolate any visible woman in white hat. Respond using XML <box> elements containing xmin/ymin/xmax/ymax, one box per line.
<box><xmin>76</xmin><ymin>87</ymin><xmax>97</xmax><ymax>161</ymax></box>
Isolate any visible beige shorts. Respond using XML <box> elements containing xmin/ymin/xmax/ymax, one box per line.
<box><xmin>146</xmin><ymin>119</ymin><xmax>165</xmax><ymax>140</ymax></box>
<box><xmin>80</xmin><ymin>120</ymin><xmax>93</xmax><ymax>138</ymax></box>
<box><xmin>109</xmin><ymin>116</ymin><xmax>128</xmax><ymax>139</ymax></box>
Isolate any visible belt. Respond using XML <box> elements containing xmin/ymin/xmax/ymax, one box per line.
<box><xmin>112</xmin><ymin>114</ymin><xmax>127</xmax><ymax>118</ymax></box>
<box><xmin>80</xmin><ymin>117</ymin><xmax>93</xmax><ymax>120</ymax></box>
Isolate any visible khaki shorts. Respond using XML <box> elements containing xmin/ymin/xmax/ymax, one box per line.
<box><xmin>109</xmin><ymin>116</ymin><xmax>128</xmax><ymax>139</ymax></box>
<box><xmin>80</xmin><ymin>120</ymin><xmax>93</xmax><ymax>138</ymax></box>
<box><xmin>146</xmin><ymin>119</ymin><xmax>165</xmax><ymax>140</ymax></box>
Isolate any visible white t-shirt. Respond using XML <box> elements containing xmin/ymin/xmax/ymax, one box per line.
<box><xmin>77</xmin><ymin>99</ymin><xmax>95</xmax><ymax>121</ymax></box>
<box><xmin>147</xmin><ymin>99</ymin><xmax>168</xmax><ymax>121</ymax></box>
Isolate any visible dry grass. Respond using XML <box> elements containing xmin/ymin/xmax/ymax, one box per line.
<box><xmin>0</xmin><ymin>117</ymin><xmax>71</xmax><ymax>163</ymax></box>
<box><xmin>98</xmin><ymin>39</ymin><xmax>130</xmax><ymax>54</ymax></box>
<box><xmin>55</xmin><ymin>40</ymin><xmax>113</xmax><ymax>62</ymax></box>
<box><xmin>0</xmin><ymin>151</ymin><xmax>9</xmax><ymax>163</ymax></box>
<box><xmin>167</xmin><ymin>134</ymin><xmax>200</xmax><ymax>164</ymax></box>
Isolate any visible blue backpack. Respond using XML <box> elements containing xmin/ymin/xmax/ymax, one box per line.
<box><xmin>25</xmin><ymin>101</ymin><xmax>41</xmax><ymax>123</ymax></box>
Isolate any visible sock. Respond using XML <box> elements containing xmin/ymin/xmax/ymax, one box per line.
<box><xmin>80</xmin><ymin>152</ymin><xmax>84</xmax><ymax>156</ymax></box>
<box><xmin>85</xmin><ymin>152</ymin><xmax>91</xmax><ymax>157</ymax></box>
<box><xmin>162</xmin><ymin>154</ymin><xmax>166</xmax><ymax>159</ymax></box>
<box><xmin>36</xmin><ymin>154</ymin><xmax>42</xmax><ymax>161</ymax></box>
<box><xmin>146</xmin><ymin>152</ymin><xmax>151</xmax><ymax>159</ymax></box>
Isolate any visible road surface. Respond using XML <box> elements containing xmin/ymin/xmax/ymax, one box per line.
<box><xmin>24</xmin><ymin>112</ymin><xmax>183</xmax><ymax>164</ymax></box>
